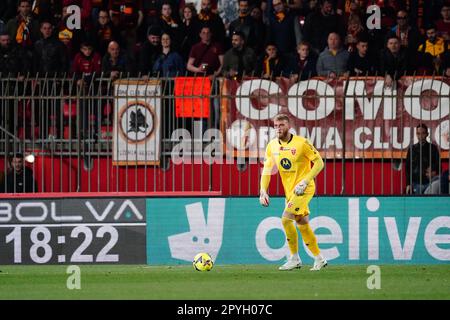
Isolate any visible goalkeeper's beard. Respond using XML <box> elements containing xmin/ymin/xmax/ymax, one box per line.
<box><xmin>277</xmin><ymin>130</ymin><xmax>290</xmax><ymax>141</ymax></box>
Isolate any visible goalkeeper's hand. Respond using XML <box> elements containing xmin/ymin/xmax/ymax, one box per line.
<box><xmin>259</xmin><ymin>190</ymin><xmax>270</xmax><ymax>207</ymax></box>
<box><xmin>294</xmin><ymin>180</ymin><xmax>309</xmax><ymax>196</ymax></box>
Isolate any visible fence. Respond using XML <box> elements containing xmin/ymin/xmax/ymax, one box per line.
<box><xmin>0</xmin><ymin>74</ymin><xmax>449</xmax><ymax>195</ymax></box>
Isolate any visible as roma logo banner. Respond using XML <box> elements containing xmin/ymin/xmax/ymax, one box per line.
<box><xmin>113</xmin><ymin>79</ymin><xmax>161</xmax><ymax>165</ymax></box>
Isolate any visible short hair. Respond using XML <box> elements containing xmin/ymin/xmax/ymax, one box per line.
<box><xmin>232</xmin><ymin>30</ymin><xmax>246</xmax><ymax>41</ymax></box>
<box><xmin>357</xmin><ymin>33</ymin><xmax>369</xmax><ymax>43</ymax></box>
<box><xmin>297</xmin><ymin>41</ymin><xmax>311</xmax><ymax>49</ymax></box>
<box><xmin>273</xmin><ymin>114</ymin><xmax>290</xmax><ymax>122</ymax></box>
<box><xmin>18</xmin><ymin>0</ymin><xmax>31</xmax><ymax>6</ymax></box>
<box><xmin>0</xmin><ymin>31</ymin><xmax>9</xmax><ymax>37</ymax></box>
<box><xmin>416</xmin><ymin>123</ymin><xmax>428</xmax><ymax>131</ymax></box>
<box><xmin>80</xmin><ymin>41</ymin><xmax>94</xmax><ymax>48</ymax></box>
<box><xmin>425</xmin><ymin>23</ymin><xmax>436</xmax><ymax>31</ymax></box>
<box><xmin>386</xmin><ymin>33</ymin><xmax>399</xmax><ymax>43</ymax></box>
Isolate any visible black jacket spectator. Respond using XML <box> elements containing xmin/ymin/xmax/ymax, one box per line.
<box><xmin>178</xmin><ymin>11</ymin><xmax>200</xmax><ymax>61</ymax></box>
<box><xmin>2</xmin><ymin>166</ymin><xmax>37</xmax><ymax>193</ymax></box>
<box><xmin>33</xmin><ymin>35</ymin><xmax>68</xmax><ymax>76</ymax></box>
<box><xmin>405</xmin><ymin>133</ymin><xmax>441</xmax><ymax>193</ymax></box>
<box><xmin>379</xmin><ymin>36</ymin><xmax>411</xmax><ymax>78</ymax></box>
<box><xmin>197</xmin><ymin>1</ymin><xmax>226</xmax><ymax>44</ymax></box>
<box><xmin>288</xmin><ymin>50</ymin><xmax>317</xmax><ymax>81</ymax></box>
<box><xmin>0</xmin><ymin>33</ymin><xmax>29</xmax><ymax>75</ymax></box>
<box><xmin>255</xmin><ymin>43</ymin><xmax>290</xmax><ymax>78</ymax></box>
<box><xmin>229</xmin><ymin>0</ymin><xmax>260</xmax><ymax>51</ymax></box>
<box><xmin>92</xmin><ymin>10</ymin><xmax>123</xmax><ymax>57</ymax></box>
<box><xmin>138</xmin><ymin>25</ymin><xmax>162</xmax><ymax>75</ymax></box>
<box><xmin>1</xmin><ymin>154</ymin><xmax>37</xmax><ymax>193</ymax></box>
<box><xmin>268</xmin><ymin>11</ymin><xmax>297</xmax><ymax>54</ymax></box>
<box><xmin>347</xmin><ymin>51</ymin><xmax>377</xmax><ymax>76</ymax></box>
<box><xmin>379</xmin><ymin>48</ymin><xmax>410</xmax><ymax>78</ymax></box>
<box><xmin>302</xmin><ymin>1</ymin><xmax>346</xmax><ymax>53</ymax></box>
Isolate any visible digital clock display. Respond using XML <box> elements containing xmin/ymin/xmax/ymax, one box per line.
<box><xmin>0</xmin><ymin>198</ymin><xmax>147</xmax><ymax>264</ymax></box>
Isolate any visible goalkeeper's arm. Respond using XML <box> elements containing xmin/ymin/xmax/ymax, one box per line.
<box><xmin>294</xmin><ymin>156</ymin><xmax>324</xmax><ymax>196</ymax></box>
<box><xmin>304</xmin><ymin>155</ymin><xmax>324</xmax><ymax>183</ymax></box>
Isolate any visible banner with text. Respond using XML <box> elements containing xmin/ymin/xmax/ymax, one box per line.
<box><xmin>221</xmin><ymin>77</ymin><xmax>450</xmax><ymax>159</ymax></box>
<box><xmin>147</xmin><ymin>197</ymin><xmax>450</xmax><ymax>265</ymax></box>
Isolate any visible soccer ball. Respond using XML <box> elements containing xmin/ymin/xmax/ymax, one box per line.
<box><xmin>193</xmin><ymin>253</ymin><xmax>214</xmax><ymax>271</ymax></box>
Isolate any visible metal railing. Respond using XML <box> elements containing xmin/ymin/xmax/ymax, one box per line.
<box><xmin>0</xmin><ymin>73</ymin><xmax>449</xmax><ymax>195</ymax></box>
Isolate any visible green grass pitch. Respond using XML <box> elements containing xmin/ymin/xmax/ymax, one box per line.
<box><xmin>0</xmin><ymin>264</ymin><xmax>449</xmax><ymax>300</ymax></box>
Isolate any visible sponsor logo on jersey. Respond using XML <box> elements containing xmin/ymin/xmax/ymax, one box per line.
<box><xmin>280</xmin><ymin>158</ymin><xmax>292</xmax><ymax>170</ymax></box>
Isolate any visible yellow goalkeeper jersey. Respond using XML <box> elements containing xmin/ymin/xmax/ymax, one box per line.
<box><xmin>261</xmin><ymin>134</ymin><xmax>322</xmax><ymax>199</ymax></box>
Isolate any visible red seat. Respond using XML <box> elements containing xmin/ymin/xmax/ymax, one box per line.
<box><xmin>63</xmin><ymin>100</ymin><xmax>77</xmax><ymax>118</ymax></box>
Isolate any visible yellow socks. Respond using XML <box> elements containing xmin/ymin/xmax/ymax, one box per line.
<box><xmin>298</xmin><ymin>223</ymin><xmax>320</xmax><ymax>256</ymax></box>
<box><xmin>281</xmin><ymin>217</ymin><xmax>298</xmax><ymax>255</ymax></box>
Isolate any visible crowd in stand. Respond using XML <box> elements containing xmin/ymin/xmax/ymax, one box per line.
<box><xmin>0</xmin><ymin>0</ymin><xmax>449</xmax><ymax>81</ymax></box>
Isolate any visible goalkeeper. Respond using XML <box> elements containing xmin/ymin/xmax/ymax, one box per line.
<box><xmin>259</xmin><ymin>114</ymin><xmax>327</xmax><ymax>271</ymax></box>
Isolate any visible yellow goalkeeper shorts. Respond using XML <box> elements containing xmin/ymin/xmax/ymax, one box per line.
<box><xmin>284</xmin><ymin>184</ymin><xmax>315</xmax><ymax>216</ymax></box>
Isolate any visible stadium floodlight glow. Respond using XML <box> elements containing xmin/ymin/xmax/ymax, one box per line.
<box><xmin>25</xmin><ymin>153</ymin><xmax>35</xmax><ymax>163</ymax></box>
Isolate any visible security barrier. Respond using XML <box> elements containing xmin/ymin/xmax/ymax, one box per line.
<box><xmin>0</xmin><ymin>74</ymin><xmax>449</xmax><ymax>195</ymax></box>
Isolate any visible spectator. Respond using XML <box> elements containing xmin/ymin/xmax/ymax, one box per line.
<box><xmin>228</xmin><ymin>0</ymin><xmax>258</xmax><ymax>51</ymax></box>
<box><xmin>379</xmin><ymin>35</ymin><xmax>410</xmax><ymax>87</ymax></box>
<box><xmin>72</xmin><ymin>41</ymin><xmax>102</xmax><ymax>138</ymax></box>
<box><xmin>102</xmin><ymin>41</ymin><xmax>135</xmax><ymax>79</ymax></box>
<box><xmin>72</xmin><ymin>41</ymin><xmax>102</xmax><ymax>84</ymax></box>
<box><xmin>197</xmin><ymin>0</ymin><xmax>226</xmax><ymax>44</ymax></box>
<box><xmin>344</xmin><ymin>14</ymin><xmax>365</xmax><ymax>53</ymax></box>
<box><xmin>108</xmin><ymin>0</ymin><xmax>144</xmax><ymax>54</ymax></box>
<box><xmin>337</xmin><ymin>0</ymin><xmax>365</xmax><ymax>23</ymax></box>
<box><xmin>158</xmin><ymin>2</ymin><xmax>181</xmax><ymax>45</ymax></box>
<box><xmin>417</xmin><ymin>24</ymin><xmax>450</xmax><ymax>75</ymax></box>
<box><xmin>32</xmin><ymin>0</ymin><xmax>62</xmax><ymax>24</ymax></box>
<box><xmin>33</xmin><ymin>21</ymin><xmax>68</xmax><ymax>137</ymax></box>
<box><xmin>405</xmin><ymin>123</ymin><xmax>441</xmax><ymax>195</ymax></box>
<box><xmin>302</xmin><ymin>0</ymin><xmax>346</xmax><ymax>54</ymax></box>
<box><xmin>221</xmin><ymin>30</ymin><xmax>256</xmax><ymax>79</ymax></box>
<box><xmin>0</xmin><ymin>32</ymin><xmax>29</xmax><ymax>135</ymax></box>
<box><xmin>347</xmin><ymin>34</ymin><xmax>377</xmax><ymax>76</ymax></box>
<box><xmin>0</xmin><ymin>32</ymin><xmax>29</xmax><ymax>76</ymax></box>
<box><xmin>33</xmin><ymin>21</ymin><xmax>68</xmax><ymax>76</ymax></box>
<box><xmin>316</xmin><ymin>32</ymin><xmax>349</xmax><ymax>77</ymax></box>
<box><xmin>1</xmin><ymin>152</ymin><xmax>37</xmax><ymax>193</ymax></box>
<box><xmin>152</xmin><ymin>32</ymin><xmax>186</xmax><ymax>76</ymax></box>
<box><xmin>436</xmin><ymin>3</ymin><xmax>450</xmax><ymax>41</ymax></box>
<box><xmin>138</xmin><ymin>24</ymin><xmax>162</xmax><ymax>76</ymax></box>
<box><xmin>267</xmin><ymin>0</ymin><xmax>297</xmax><ymax>54</ymax></box>
<box><xmin>5</xmin><ymin>0</ymin><xmax>40</xmax><ymax>53</ymax></box>
<box><xmin>33</xmin><ymin>22</ymin><xmax>69</xmax><ymax>138</ymax></box>
<box><xmin>92</xmin><ymin>9</ymin><xmax>123</xmax><ymax>57</ymax></box>
<box><xmin>255</xmin><ymin>42</ymin><xmax>289</xmax><ymax>78</ymax></box>
<box><xmin>178</xmin><ymin>3</ymin><xmax>200</xmax><ymax>61</ymax></box>
<box><xmin>289</xmin><ymin>41</ymin><xmax>318</xmax><ymax>81</ymax></box>
<box><xmin>390</xmin><ymin>10</ymin><xmax>422</xmax><ymax>58</ymax></box>
<box><xmin>187</xmin><ymin>26</ymin><xmax>224</xmax><ymax>77</ymax></box>
<box><xmin>249</xmin><ymin>5</ymin><xmax>267</xmax><ymax>53</ymax></box>
<box><xmin>423</xmin><ymin>165</ymin><xmax>443</xmax><ymax>194</ymax></box>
